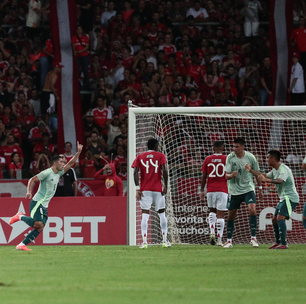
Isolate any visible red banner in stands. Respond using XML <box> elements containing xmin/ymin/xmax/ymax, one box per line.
<box><xmin>0</xmin><ymin>197</ymin><xmax>127</xmax><ymax>246</ymax></box>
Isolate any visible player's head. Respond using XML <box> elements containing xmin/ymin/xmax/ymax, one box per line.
<box><xmin>233</xmin><ymin>137</ymin><xmax>245</xmax><ymax>155</ymax></box>
<box><xmin>267</xmin><ymin>149</ymin><xmax>281</xmax><ymax>165</ymax></box>
<box><xmin>213</xmin><ymin>141</ymin><xmax>224</xmax><ymax>153</ymax></box>
<box><xmin>58</xmin><ymin>154</ymin><xmax>67</xmax><ymax>164</ymax></box>
<box><xmin>50</xmin><ymin>155</ymin><xmax>65</xmax><ymax>171</ymax></box>
<box><xmin>147</xmin><ymin>138</ymin><xmax>159</xmax><ymax>151</ymax></box>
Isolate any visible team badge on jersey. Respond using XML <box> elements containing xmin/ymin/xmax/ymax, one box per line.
<box><xmin>105</xmin><ymin>179</ymin><xmax>114</xmax><ymax>189</ymax></box>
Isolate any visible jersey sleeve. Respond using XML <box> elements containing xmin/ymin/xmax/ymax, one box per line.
<box><xmin>266</xmin><ymin>170</ymin><xmax>273</xmax><ymax>179</ymax></box>
<box><xmin>278</xmin><ymin>166</ymin><xmax>289</xmax><ymax>182</ymax></box>
<box><xmin>37</xmin><ymin>168</ymin><xmax>51</xmax><ymax>181</ymax></box>
<box><xmin>160</xmin><ymin>153</ymin><xmax>167</xmax><ymax>165</ymax></box>
<box><xmin>131</xmin><ymin>156</ymin><xmax>139</xmax><ymax>168</ymax></box>
<box><xmin>225</xmin><ymin>155</ymin><xmax>232</xmax><ymax>173</ymax></box>
<box><xmin>251</xmin><ymin>154</ymin><xmax>260</xmax><ymax>171</ymax></box>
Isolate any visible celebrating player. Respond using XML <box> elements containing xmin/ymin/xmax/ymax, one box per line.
<box><xmin>223</xmin><ymin>137</ymin><xmax>263</xmax><ymax>248</ymax></box>
<box><xmin>132</xmin><ymin>138</ymin><xmax>170</xmax><ymax>249</ymax></box>
<box><xmin>9</xmin><ymin>141</ymin><xmax>83</xmax><ymax>251</ymax></box>
<box><xmin>246</xmin><ymin>149</ymin><xmax>299</xmax><ymax>249</ymax></box>
<box><xmin>200</xmin><ymin>141</ymin><xmax>227</xmax><ymax>246</ymax></box>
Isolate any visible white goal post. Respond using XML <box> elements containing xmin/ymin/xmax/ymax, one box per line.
<box><xmin>128</xmin><ymin>106</ymin><xmax>306</xmax><ymax>246</ymax></box>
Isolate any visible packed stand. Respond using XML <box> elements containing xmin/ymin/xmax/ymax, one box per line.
<box><xmin>0</xmin><ymin>0</ymin><xmax>299</xmax><ymax>181</ymax></box>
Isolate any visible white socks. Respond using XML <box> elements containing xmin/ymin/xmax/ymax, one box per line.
<box><xmin>216</xmin><ymin>218</ymin><xmax>225</xmax><ymax>242</ymax></box>
<box><xmin>209</xmin><ymin>212</ymin><xmax>217</xmax><ymax>235</ymax></box>
<box><xmin>158</xmin><ymin>212</ymin><xmax>168</xmax><ymax>242</ymax></box>
<box><xmin>141</xmin><ymin>213</ymin><xmax>149</xmax><ymax>244</ymax></box>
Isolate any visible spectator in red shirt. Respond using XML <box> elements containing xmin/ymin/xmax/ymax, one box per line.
<box><xmin>72</xmin><ymin>25</ymin><xmax>90</xmax><ymax>89</ymax></box>
<box><xmin>33</xmin><ymin>131</ymin><xmax>55</xmax><ymax>159</ymax></box>
<box><xmin>199</xmin><ymin>73</ymin><xmax>218</xmax><ymax>105</ymax></box>
<box><xmin>0</xmin><ymin>133</ymin><xmax>24</xmax><ymax>169</ymax></box>
<box><xmin>92</xmin><ymin>95</ymin><xmax>112</xmax><ymax>137</ymax></box>
<box><xmin>158</xmin><ymin>33</ymin><xmax>177</xmax><ymax>60</ymax></box>
<box><xmin>187</xmin><ymin>88</ymin><xmax>204</xmax><ymax>107</ymax></box>
<box><xmin>6</xmin><ymin>116</ymin><xmax>22</xmax><ymax>145</ymax></box>
<box><xmin>93</xmin><ymin>163</ymin><xmax>123</xmax><ymax>196</ymax></box>
<box><xmin>8</xmin><ymin>152</ymin><xmax>22</xmax><ymax>179</ymax></box>
<box><xmin>122</xmin><ymin>0</ymin><xmax>134</xmax><ymax>25</ymax></box>
<box><xmin>122</xmin><ymin>45</ymin><xmax>134</xmax><ymax>70</ymax></box>
<box><xmin>28</xmin><ymin>120</ymin><xmax>51</xmax><ymax>145</ymax></box>
<box><xmin>186</xmin><ymin>52</ymin><xmax>206</xmax><ymax>86</ymax></box>
<box><xmin>113</xmin><ymin>145</ymin><xmax>127</xmax><ymax>171</ymax></box>
<box><xmin>181</xmin><ymin>15</ymin><xmax>200</xmax><ymax>40</ymax></box>
<box><xmin>167</xmin><ymin>81</ymin><xmax>187</xmax><ymax>106</ymax></box>
<box><xmin>80</xmin><ymin>149</ymin><xmax>99</xmax><ymax>178</ymax></box>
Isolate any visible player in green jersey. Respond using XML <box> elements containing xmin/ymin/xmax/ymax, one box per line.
<box><xmin>9</xmin><ymin>141</ymin><xmax>83</xmax><ymax>251</ymax></box>
<box><xmin>223</xmin><ymin>138</ymin><xmax>263</xmax><ymax>248</ymax></box>
<box><xmin>245</xmin><ymin>149</ymin><xmax>299</xmax><ymax>249</ymax></box>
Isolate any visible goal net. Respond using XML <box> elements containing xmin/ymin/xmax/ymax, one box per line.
<box><xmin>128</xmin><ymin>106</ymin><xmax>306</xmax><ymax>246</ymax></box>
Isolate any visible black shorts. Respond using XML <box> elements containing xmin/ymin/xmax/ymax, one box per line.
<box><xmin>227</xmin><ymin>191</ymin><xmax>256</xmax><ymax>210</ymax></box>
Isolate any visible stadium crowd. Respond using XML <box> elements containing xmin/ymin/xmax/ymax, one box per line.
<box><xmin>0</xmin><ymin>0</ymin><xmax>303</xmax><ymax>183</ymax></box>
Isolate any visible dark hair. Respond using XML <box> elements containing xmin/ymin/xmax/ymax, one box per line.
<box><xmin>234</xmin><ymin>137</ymin><xmax>246</xmax><ymax>146</ymax></box>
<box><xmin>268</xmin><ymin>149</ymin><xmax>281</xmax><ymax>162</ymax></box>
<box><xmin>213</xmin><ymin>141</ymin><xmax>224</xmax><ymax>148</ymax></box>
<box><xmin>65</xmin><ymin>141</ymin><xmax>72</xmax><ymax>146</ymax></box>
<box><xmin>147</xmin><ymin>138</ymin><xmax>158</xmax><ymax>150</ymax></box>
<box><xmin>50</xmin><ymin>155</ymin><xmax>63</xmax><ymax>166</ymax></box>
<box><xmin>11</xmin><ymin>152</ymin><xmax>19</xmax><ymax>162</ymax></box>
<box><xmin>90</xmin><ymin>131</ymin><xmax>99</xmax><ymax>136</ymax></box>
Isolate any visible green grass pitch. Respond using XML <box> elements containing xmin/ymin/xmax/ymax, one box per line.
<box><xmin>1</xmin><ymin>244</ymin><xmax>306</xmax><ymax>304</ymax></box>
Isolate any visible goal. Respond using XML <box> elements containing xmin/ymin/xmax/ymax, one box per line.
<box><xmin>128</xmin><ymin>106</ymin><xmax>306</xmax><ymax>246</ymax></box>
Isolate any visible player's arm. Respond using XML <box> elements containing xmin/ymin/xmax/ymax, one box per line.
<box><xmin>258</xmin><ymin>175</ymin><xmax>283</xmax><ymax>184</ymax></box>
<box><xmin>64</xmin><ymin>141</ymin><xmax>83</xmax><ymax>173</ymax></box>
<box><xmin>200</xmin><ymin>171</ymin><xmax>207</xmax><ymax>199</ymax></box>
<box><xmin>162</xmin><ymin>163</ymin><xmax>168</xmax><ymax>196</ymax></box>
<box><xmin>225</xmin><ymin>171</ymin><xmax>238</xmax><ymax>180</ymax></box>
<box><xmin>133</xmin><ymin>166</ymin><xmax>142</xmax><ymax>200</ymax></box>
<box><xmin>26</xmin><ymin>175</ymin><xmax>39</xmax><ymax>199</ymax></box>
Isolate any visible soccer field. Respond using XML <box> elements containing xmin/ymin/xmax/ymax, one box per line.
<box><xmin>1</xmin><ymin>245</ymin><xmax>306</xmax><ymax>304</ymax></box>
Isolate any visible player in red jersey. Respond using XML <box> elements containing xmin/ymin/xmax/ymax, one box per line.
<box><xmin>200</xmin><ymin>141</ymin><xmax>228</xmax><ymax>246</ymax></box>
<box><xmin>132</xmin><ymin>138</ymin><xmax>170</xmax><ymax>249</ymax></box>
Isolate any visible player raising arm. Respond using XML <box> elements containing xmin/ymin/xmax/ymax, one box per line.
<box><xmin>200</xmin><ymin>141</ymin><xmax>227</xmax><ymax>246</ymax></box>
<box><xmin>223</xmin><ymin>137</ymin><xmax>263</xmax><ymax>248</ymax></box>
<box><xmin>9</xmin><ymin>141</ymin><xmax>83</xmax><ymax>251</ymax></box>
<box><xmin>132</xmin><ymin>138</ymin><xmax>169</xmax><ymax>249</ymax></box>
<box><xmin>245</xmin><ymin>149</ymin><xmax>299</xmax><ymax>249</ymax></box>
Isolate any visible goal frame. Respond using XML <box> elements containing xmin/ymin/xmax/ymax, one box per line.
<box><xmin>127</xmin><ymin>105</ymin><xmax>306</xmax><ymax>246</ymax></box>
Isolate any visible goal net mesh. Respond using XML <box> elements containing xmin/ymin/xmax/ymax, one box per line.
<box><xmin>134</xmin><ymin>110</ymin><xmax>306</xmax><ymax>245</ymax></box>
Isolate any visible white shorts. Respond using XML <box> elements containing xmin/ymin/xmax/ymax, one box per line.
<box><xmin>207</xmin><ymin>192</ymin><xmax>228</xmax><ymax>211</ymax></box>
<box><xmin>139</xmin><ymin>191</ymin><xmax>165</xmax><ymax>212</ymax></box>
<box><xmin>244</xmin><ymin>22</ymin><xmax>259</xmax><ymax>37</ymax></box>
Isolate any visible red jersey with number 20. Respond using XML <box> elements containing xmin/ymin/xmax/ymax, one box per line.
<box><xmin>201</xmin><ymin>154</ymin><xmax>227</xmax><ymax>193</ymax></box>
<box><xmin>132</xmin><ymin>151</ymin><xmax>167</xmax><ymax>192</ymax></box>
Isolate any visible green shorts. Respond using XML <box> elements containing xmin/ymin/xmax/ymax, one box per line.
<box><xmin>227</xmin><ymin>191</ymin><xmax>256</xmax><ymax>210</ymax></box>
<box><xmin>30</xmin><ymin>199</ymin><xmax>48</xmax><ymax>225</ymax></box>
<box><xmin>274</xmin><ymin>199</ymin><xmax>298</xmax><ymax>218</ymax></box>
